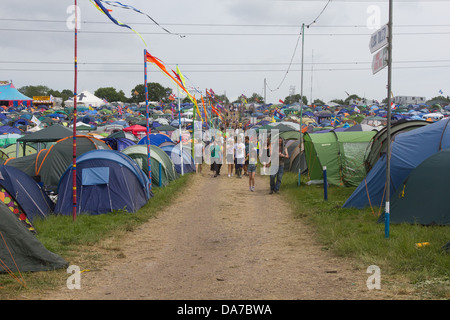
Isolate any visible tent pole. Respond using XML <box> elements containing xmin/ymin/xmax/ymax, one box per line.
<box><xmin>72</xmin><ymin>0</ymin><xmax>78</xmax><ymax>222</ymax></box>
<box><xmin>144</xmin><ymin>49</ymin><xmax>152</xmax><ymax>192</ymax></box>
<box><xmin>385</xmin><ymin>0</ymin><xmax>393</xmax><ymax>239</ymax></box>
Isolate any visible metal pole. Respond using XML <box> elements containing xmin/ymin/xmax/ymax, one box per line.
<box><xmin>298</xmin><ymin>23</ymin><xmax>305</xmax><ymax>186</ymax></box>
<box><xmin>72</xmin><ymin>0</ymin><xmax>78</xmax><ymax>221</ymax></box>
<box><xmin>144</xmin><ymin>49</ymin><xmax>152</xmax><ymax>192</ymax></box>
<box><xmin>264</xmin><ymin>78</ymin><xmax>267</xmax><ymax>105</ymax></box>
<box><xmin>385</xmin><ymin>0</ymin><xmax>393</xmax><ymax>239</ymax></box>
<box><xmin>177</xmin><ymin>79</ymin><xmax>184</xmax><ymax>175</ymax></box>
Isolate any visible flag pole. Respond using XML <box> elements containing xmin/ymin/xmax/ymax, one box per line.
<box><xmin>72</xmin><ymin>0</ymin><xmax>78</xmax><ymax>221</ymax></box>
<box><xmin>144</xmin><ymin>49</ymin><xmax>152</xmax><ymax>191</ymax></box>
<box><xmin>385</xmin><ymin>0</ymin><xmax>393</xmax><ymax>239</ymax></box>
<box><xmin>298</xmin><ymin>23</ymin><xmax>305</xmax><ymax>186</ymax></box>
<box><xmin>177</xmin><ymin>71</ymin><xmax>184</xmax><ymax>176</ymax></box>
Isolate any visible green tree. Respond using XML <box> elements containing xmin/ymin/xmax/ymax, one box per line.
<box><xmin>313</xmin><ymin>99</ymin><xmax>325</xmax><ymax>106</ymax></box>
<box><xmin>330</xmin><ymin>99</ymin><xmax>345</xmax><ymax>105</ymax></box>
<box><xmin>284</xmin><ymin>94</ymin><xmax>308</xmax><ymax>105</ymax></box>
<box><xmin>94</xmin><ymin>87</ymin><xmax>127</xmax><ymax>103</ymax></box>
<box><xmin>130</xmin><ymin>82</ymin><xmax>172</xmax><ymax>103</ymax></box>
<box><xmin>18</xmin><ymin>85</ymin><xmax>51</xmax><ymax>97</ymax></box>
<box><xmin>248</xmin><ymin>93</ymin><xmax>264</xmax><ymax>104</ymax></box>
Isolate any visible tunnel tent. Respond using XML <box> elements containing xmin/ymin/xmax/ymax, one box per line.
<box><xmin>122</xmin><ymin>144</ymin><xmax>178</xmax><ymax>187</ymax></box>
<box><xmin>304</xmin><ymin>130</ymin><xmax>376</xmax><ymax>187</ymax></box>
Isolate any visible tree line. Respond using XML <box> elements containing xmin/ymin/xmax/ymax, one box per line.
<box><xmin>18</xmin><ymin>84</ymin><xmax>450</xmax><ymax>107</ymax></box>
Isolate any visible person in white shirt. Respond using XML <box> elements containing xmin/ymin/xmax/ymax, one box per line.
<box><xmin>234</xmin><ymin>135</ymin><xmax>246</xmax><ymax>178</ymax></box>
<box><xmin>194</xmin><ymin>139</ymin><xmax>204</xmax><ymax>174</ymax></box>
<box><xmin>226</xmin><ymin>133</ymin><xmax>235</xmax><ymax>177</ymax></box>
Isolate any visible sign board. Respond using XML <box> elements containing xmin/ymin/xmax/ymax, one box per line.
<box><xmin>369</xmin><ymin>24</ymin><xmax>388</xmax><ymax>54</ymax></box>
<box><xmin>33</xmin><ymin>96</ymin><xmax>51</xmax><ymax>101</ymax></box>
<box><xmin>372</xmin><ymin>47</ymin><xmax>389</xmax><ymax>75</ymax></box>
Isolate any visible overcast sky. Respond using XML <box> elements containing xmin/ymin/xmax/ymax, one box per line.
<box><xmin>1</xmin><ymin>0</ymin><xmax>449</xmax><ymax>104</ymax></box>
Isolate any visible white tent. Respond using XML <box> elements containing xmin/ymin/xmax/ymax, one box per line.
<box><xmin>64</xmin><ymin>90</ymin><xmax>104</xmax><ymax>108</ymax></box>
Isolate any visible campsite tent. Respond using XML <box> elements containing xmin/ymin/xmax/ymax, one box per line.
<box><xmin>0</xmin><ymin>82</ymin><xmax>32</xmax><ymax>107</ymax></box>
<box><xmin>0</xmin><ymin>165</ymin><xmax>54</xmax><ymax>224</ymax></box>
<box><xmin>122</xmin><ymin>144</ymin><xmax>178</xmax><ymax>187</ymax></box>
<box><xmin>5</xmin><ymin>135</ymin><xmax>110</xmax><ymax>191</ymax></box>
<box><xmin>160</xmin><ymin>143</ymin><xmax>195</xmax><ymax>174</ymax></box>
<box><xmin>304</xmin><ymin>131</ymin><xmax>376</xmax><ymax>186</ymax></box>
<box><xmin>363</xmin><ymin>120</ymin><xmax>430</xmax><ymax>173</ymax></box>
<box><xmin>54</xmin><ymin>150</ymin><xmax>151</xmax><ymax>216</ymax></box>
<box><xmin>138</xmin><ymin>133</ymin><xmax>173</xmax><ymax>147</ymax></box>
<box><xmin>64</xmin><ymin>90</ymin><xmax>104</xmax><ymax>108</ymax></box>
<box><xmin>16</xmin><ymin>123</ymin><xmax>73</xmax><ymax>157</ymax></box>
<box><xmin>343</xmin><ymin>118</ymin><xmax>450</xmax><ymax>209</ymax></box>
<box><xmin>0</xmin><ymin>201</ymin><xmax>68</xmax><ymax>273</ymax></box>
<box><xmin>377</xmin><ymin>149</ymin><xmax>450</xmax><ymax>225</ymax></box>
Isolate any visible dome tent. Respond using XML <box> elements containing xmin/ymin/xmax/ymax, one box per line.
<box><xmin>122</xmin><ymin>144</ymin><xmax>178</xmax><ymax>187</ymax></box>
<box><xmin>0</xmin><ymin>165</ymin><xmax>54</xmax><ymax>224</ymax></box>
<box><xmin>377</xmin><ymin>149</ymin><xmax>450</xmax><ymax>225</ymax></box>
<box><xmin>343</xmin><ymin>118</ymin><xmax>450</xmax><ymax>209</ymax></box>
<box><xmin>55</xmin><ymin>150</ymin><xmax>151</xmax><ymax>216</ymax></box>
<box><xmin>0</xmin><ymin>203</ymin><xmax>67</xmax><ymax>273</ymax></box>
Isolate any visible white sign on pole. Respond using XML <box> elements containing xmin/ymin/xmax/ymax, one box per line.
<box><xmin>372</xmin><ymin>47</ymin><xmax>389</xmax><ymax>75</ymax></box>
<box><xmin>369</xmin><ymin>24</ymin><xmax>389</xmax><ymax>54</ymax></box>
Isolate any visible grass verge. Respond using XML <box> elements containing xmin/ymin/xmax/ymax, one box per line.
<box><xmin>282</xmin><ymin>172</ymin><xmax>449</xmax><ymax>300</ymax></box>
<box><xmin>0</xmin><ymin>173</ymin><xmax>192</xmax><ymax>299</ymax></box>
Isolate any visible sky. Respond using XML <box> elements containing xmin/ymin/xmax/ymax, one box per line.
<box><xmin>1</xmin><ymin>0</ymin><xmax>449</xmax><ymax>105</ymax></box>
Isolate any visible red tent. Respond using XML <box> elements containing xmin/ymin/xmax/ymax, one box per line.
<box><xmin>123</xmin><ymin>125</ymin><xmax>148</xmax><ymax>138</ymax></box>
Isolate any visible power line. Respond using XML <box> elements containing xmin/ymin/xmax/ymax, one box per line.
<box><xmin>3</xmin><ymin>65</ymin><xmax>450</xmax><ymax>73</ymax></box>
<box><xmin>1</xmin><ymin>59</ymin><xmax>450</xmax><ymax>66</ymax></box>
<box><xmin>1</xmin><ymin>18</ymin><xmax>448</xmax><ymax>28</ymax></box>
<box><xmin>1</xmin><ymin>27</ymin><xmax>450</xmax><ymax>36</ymax></box>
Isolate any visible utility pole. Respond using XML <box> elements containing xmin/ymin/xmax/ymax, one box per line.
<box><xmin>298</xmin><ymin>23</ymin><xmax>305</xmax><ymax>186</ymax></box>
<box><xmin>385</xmin><ymin>0</ymin><xmax>393</xmax><ymax>239</ymax></box>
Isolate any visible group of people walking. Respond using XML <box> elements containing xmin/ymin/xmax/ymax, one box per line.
<box><xmin>194</xmin><ymin>127</ymin><xmax>289</xmax><ymax>194</ymax></box>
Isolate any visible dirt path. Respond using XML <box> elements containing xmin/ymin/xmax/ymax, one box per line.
<box><xmin>42</xmin><ymin>169</ymin><xmax>392</xmax><ymax>300</ymax></box>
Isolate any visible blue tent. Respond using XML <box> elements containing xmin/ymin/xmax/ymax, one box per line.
<box><xmin>54</xmin><ymin>150</ymin><xmax>151</xmax><ymax>216</ymax></box>
<box><xmin>0</xmin><ymin>165</ymin><xmax>54</xmax><ymax>221</ymax></box>
<box><xmin>343</xmin><ymin>118</ymin><xmax>450</xmax><ymax>209</ymax></box>
<box><xmin>160</xmin><ymin>144</ymin><xmax>195</xmax><ymax>174</ymax></box>
<box><xmin>138</xmin><ymin>133</ymin><xmax>173</xmax><ymax>147</ymax></box>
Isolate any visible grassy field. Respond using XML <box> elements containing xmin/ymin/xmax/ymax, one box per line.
<box><xmin>0</xmin><ymin>173</ymin><xmax>191</xmax><ymax>299</ymax></box>
<box><xmin>282</xmin><ymin>171</ymin><xmax>449</xmax><ymax>299</ymax></box>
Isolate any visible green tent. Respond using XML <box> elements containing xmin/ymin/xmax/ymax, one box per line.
<box><xmin>304</xmin><ymin>131</ymin><xmax>376</xmax><ymax>186</ymax></box>
<box><xmin>16</xmin><ymin>124</ymin><xmax>73</xmax><ymax>156</ymax></box>
<box><xmin>122</xmin><ymin>144</ymin><xmax>178</xmax><ymax>187</ymax></box>
<box><xmin>0</xmin><ymin>201</ymin><xmax>68</xmax><ymax>273</ymax></box>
